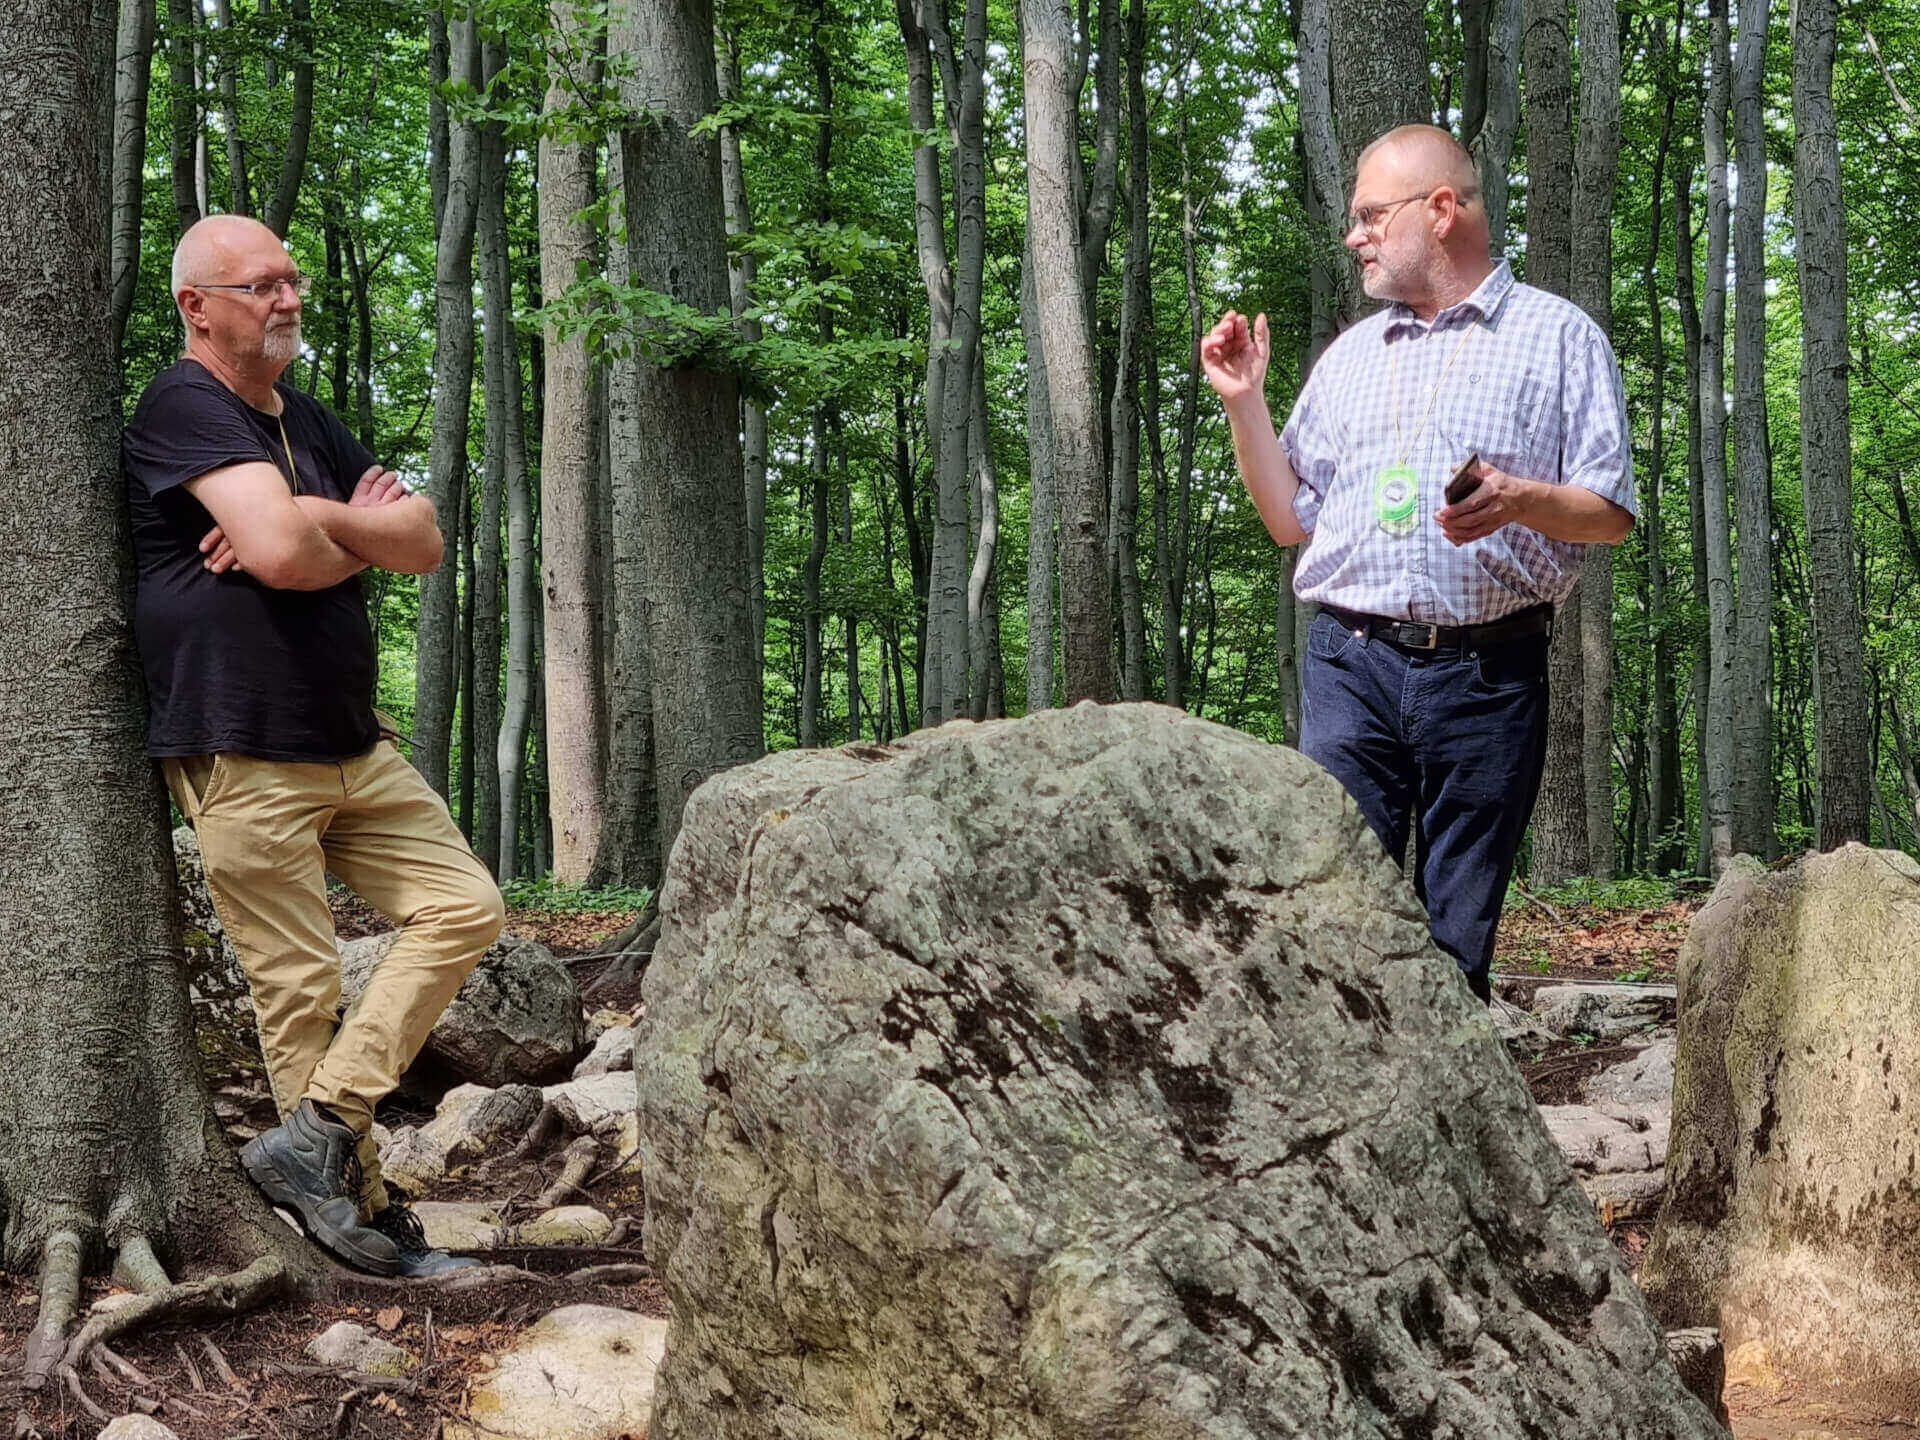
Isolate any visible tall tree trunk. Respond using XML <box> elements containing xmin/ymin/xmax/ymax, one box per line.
<box><xmin>472</xmin><ymin>39</ymin><xmax>512</xmax><ymax>878</ymax></box>
<box><xmin>539</xmin><ymin>0</ymin><xmax>610</xmax><ymax>885</ymax></box>
<box><xmin>929</xmin><ymin>0</ymin><xmax>986</xmax><ymax>722</ymax></box>
<box><xmin>428</xmin><ymin>9</ymin><xmax>448</xmax><ymax>235</ymax></box>
<box><xmin>1470</xmin><ymin>0</ymin><xmax>1521</xmax><ymax>250</ymax></box>
<box><xmin>1572</xmin><ymin>0</ymin><xmax>1620</xmax><ymax>880</ymax></box>
<box><xmin>1329</xmin><ymin>0</ymin><xmax>1431</xmax><ymax>186</ymax></box>
<box><xmin>0</xmin><ymin>0</ymin><xmax>309</xmax><ymax>1344</ymax></box>
<box><xmin>617</xmin><ymin>0</ymin><xmax>764</xmax><ymax>861</ymax></box>
<box><xmin>716</xmin><ymin>30</ymin><xmax>766</xmax><ymax>717</ymax></box>
<box><xmin>1524</xmin><ymin>0</ymin><xmax>1585</xmax><ymax>884</ymax></box>
<box><xmin>1729</xmin><ymin>0</ymin><xmax>1774</xmax><ymax>856</ymax></box>
<box><xmin>1107</xmin><ymin>0</ymin><xmax>1148</xmax><ymax>703</ymax></box>
<box><xmin>1024</xmin><ymin>0</ymin><xmax>1111</xmax><ymax>703</ymax></box>
<box><xmin>1699</xmin><ymin>0</ymin><xmax>1737</xmax><ymax>867</ymax></box>
<box><xmin>416</xmin><ymin>6</ymin><xmax>479</xmax><ymax>801</ymax></box>
<box><xmin>165</xmin><ymin>0</ymin><xmax>199</xmax><ymax>236</ymax></box>
<box><xmin>261</xmin><ymin>0</ymin><xmax>311</xmax><ymax>234</ymax></box>
<box><xmin>1674</xmin><ymin>157</ymin><xmax>1713</xmax><ymax>876</ymax></box>
<box><xmin>843</xmin><ymin>445</ymin><xmax>864</xmax><ymax>736</ymax></box>
<box><xmin>1021</xmin><ymin>238</ymin><xmax>1056</xmax><ymax>712</ymax></box>
<box><xmin>1793</xmin><ymin>0</ymin><xmax>1870</xmax><ymax>848</ymax></box>
<box><xmin>898</xmin><ymin>0</ymin><xmax>956</xmax><ymax>721</ymax></box>
<box><xmin>803</xmin><ymin>414</ymin><xmax>828</xmax><ymax>747</ymax></box>
<box><xmin>1645</xmin><ymin>59</ymin><xmax>1683</xmax><ymax>870</ymax></box>
<box><xmin>208</xmin><ymin>0</ymin><xmax>248</xmax><ymax>215</ymax></box>
<box><xmin>109</xmin><ymin>0</ymin><xmax>153</xmax><ymax>359</ymax></box>
<box><xmin>456</xmin><ymin>482</ymin><xmax>474</xmax><ymax>838</ymax></box>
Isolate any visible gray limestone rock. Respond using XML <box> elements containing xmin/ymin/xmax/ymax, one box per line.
<box><xmin>306</xmin><ymin>1321</ymin><xmax>415</xmax><ymax>1376</ymax></box>
<box><xmin>1532</xmin><ymin>983</ymin><xmax>1672</xmax><ymax>1042</ymax></box>
<box><xmin>1665</xmin><ymin>1328</ymin><xmax>1730</xmax><ymax>1427</ymax></box>
<box><xmin>636</xmin><ymin>703</ymin><xmax>1723</xmax><ymax>1440</ymax></box>
<box><xmin>379</xmin><ymin>1082</ymin><xmax>542</xmax><ymax>1191</ymax></box>
<box><xmin>339</xmin><ymin>931</ymin><xmax>586</xmax><ymax>1085</ymax></box>
<box><xmin>573</xmin><ymin>1024</ymin><xmax>635</xmax><ymax>1078</ymax></box>
<box><xmin>1643</xmin><ymin>846</ymin><xmax>1920</xmax><ymax>1411</ymax></box>
<box><xmin>1539</xmin><ymin>1104</ymin><xmax>1672</xmax><ymax>1223</ymax></box>
<box><xmin>1583</xmin><ymin>1036</ymin><xmax>1676</xmax><ymax>1110</ymax></box>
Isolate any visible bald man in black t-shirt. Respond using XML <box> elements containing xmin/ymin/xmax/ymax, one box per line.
<box><xmin>124</xmin><ymin>216</ymin><xmax>503</xmax><ymax>1278</ymax></box>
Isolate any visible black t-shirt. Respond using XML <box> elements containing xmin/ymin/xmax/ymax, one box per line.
<box><xmin>123</xmin><ymin>359</ymin><xmax>381</xmax><ymax>762</ymax></box>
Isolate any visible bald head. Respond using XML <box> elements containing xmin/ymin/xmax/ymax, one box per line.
<box><xmin>1356</xmin><ymin>125</ymin><xmax>1483</xmax><ymax>209</ymax></box>
<box><xmin>171</xmin><ymin>215</ymin><xmax>288</xmax><ymax>314</ymax></box>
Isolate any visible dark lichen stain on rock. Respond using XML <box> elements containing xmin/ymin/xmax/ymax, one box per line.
<box><xmin>1169</xmin><ymin>1276</ymin><xmax>1283</xmax><ymax>1359</ymax></box>
<box><xmin>1104</xmin><ymin>877</ymin><xmax>1156</xmax><ymax>929</ymax></box>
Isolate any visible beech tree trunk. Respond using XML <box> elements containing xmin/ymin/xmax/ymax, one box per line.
<box><xmin>0</xmin><ymin>0</ymin><xmax>308</xmax><ymax>1318</ymax></box>
<box><xmin>1699</xmin><ymin>0</ymin><xmax>1737</xmax><ymax>868</ymax></box>
<box><xmin>1471</xmin><ymin>0</ymin><xmax>1521</xmax><ymax>250</ymax></box>
<box><xmin>1571</xmin><ymin>0</ymin><xmax>1620</xmax><ymax>880</ymax></box>
<box><xmin>1730</xmin><ymin>0</ymin><xmax>1774</xmax><ymax>857</ymax></box>
<box><xmin>1329</xmin><ymin>0</ymin><xmax>1430</xmax><ymax>186</ymax></box>
<box><xmin>108</xmin><ymin>0</ymin><xmax>152</xmax><ymax>358</ymax></box>
<box><xmin>416</xmin><ymin>6</ymin><xmax>479</xmax><ymax>800</ymax></box>
<box><xmin>1107</xmin><ymin>0</ymin><xmax>1148</xmax><ymax>703</ymax></box>
<box><xmin>165</xmin><ymin>0</ymin><xmax>199</xmax><ymax>236</ymax></box>
<box><xmin>539</xmin><ymin>0</ymin><xmax>610</xmax><ymax>886</ymax></box>
<box><xmin>1673</xmin><ymin>156</ymin><xmax>1714</xmax><ymax>876</ymax></box>
<box><xmin>1024</xmin><ymin>0</ymin><xmax>1111</xmax><ymax>703</ymax></box>
<box><xmin>1022</xmin><ymin>236</ymin><xmax>1056</xmax><ymax>712</ymax></box>
<box><xmin>1793</xmin><ymin>0</ymin><xmax>1871</xmax><ymax>847</ymax></box>
<box><xmin>1524</xmin><ymin>0</ymin><xmax>1585</xmax><ymax>884</ymax></box>
<box><xmin>1645</xmin><ymin>56</ymin><xmax>1684</xmax><ymax>870</ymax></box>
<box><xmin>261</xmin><ymin>0</ymin><xmax>311</xmax><ymax>235</ymax></box>
<box><xmin>618</xmin><ymin>0</ymin><xmax>763</xmax><ymax>861</ymax></box>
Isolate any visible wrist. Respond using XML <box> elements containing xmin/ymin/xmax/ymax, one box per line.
<box><xmin>1222</xmin><ymin>390</ymin><xmax>1271</xmax><ymax>426</ymax></box>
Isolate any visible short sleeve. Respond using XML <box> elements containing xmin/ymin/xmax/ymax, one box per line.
<box><xmin>1279</xmin><ymin>361</ymin><xmax>1338</xmax><ymax>534</ymax></box>
<box><xmin>1558</xmin><ymin>323</ymin><xmax>1637</xmax><ymax>517</ymax></box>
<box><xmin>122</xmin><ymin>373</ymin><xmax>273</xmax><ymax>499</ymax></box>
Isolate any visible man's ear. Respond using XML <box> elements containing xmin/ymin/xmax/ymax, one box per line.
<box><xmin>177</xmin><ymin>289</ymin><xmax>209</xmax><ymax>334</ymax></box>
<box><xmin>1430</xmin><ymin>186</ymin><xmax>1459</xmax><ymax>241</ymax></box>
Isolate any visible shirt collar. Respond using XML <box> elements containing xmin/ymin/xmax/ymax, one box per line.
<box><xmin>1384</xmin><ymin>259</ymin><xmax>1516</xmax><ymax>338</ymax></box>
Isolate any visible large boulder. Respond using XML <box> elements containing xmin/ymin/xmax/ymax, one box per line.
<box><xmin>340</xmin><ymin>931</ymin><xmax>585</xmax><ymax>1085</ymax></box>
<box><xmin>636</xmin><ymin>703</ymin><xmax>1723</xmax><ymax>1439</ymax></box>
<box><xmin>1643</xmin><ymin>845</ymin><xmax>1920</xmax><ymax>1407</ymax></box>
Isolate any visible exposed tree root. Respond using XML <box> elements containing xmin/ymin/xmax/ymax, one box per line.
<box><xmin>533</xmin><ymin>1135</ymin><xmax>600</xmax><ymax>1211</ymax></box>
<box><xmin>566</xmin><ymin>1262</ymin><xmax>649</xmax><ymax>1286</ymax></box>
<box><xmin>95</xmin><ymin>1344</ymin><xmax>154</xmax><ymax>1388</ymax></box>
<box><xmin>581</xmin><ymin>908</ymin><xmax>660</xmax><ymax>1001</ymax></box>
<box><xmin>603</xmin><ymin>1214</ymin><xmax>634</xmax><ymax>1247</ymax></box>
<box><xmin>174</xmin><ymin>1339</ymin><xmax>206</xmax><ymax>1392</ymax></box>
<box><xmin>22</xmin><ymin>1231</ymin><xmax>83</xmax><ymax>1390</ymax></box>
<box><xmin>60</xmin><ymin>1255</ymin><xmax>288</xmax><ymax>1378</ymax></box>
<box><xmin>113</xmin><ymin>1235</ymin><xmax>172</xmax><ymax>1295</ymax></box>
<box><xmin>198</xmin><ymin>1334</ymin><xmax>248</xmax><ymax>1393</ymax></box>
<box><xmin>57</xmin><ymin>1365</ymin><xmax>108</xmax><ymax>1423</ymax></box>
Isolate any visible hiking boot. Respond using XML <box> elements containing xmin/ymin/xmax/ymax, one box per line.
<box><xmin>239</xmin><ymin>1099</ymin><xmax>402</xmax><ymax>1276</ymax></box>
<box><xmin>367</xmin><ymin>1202</ymin><xmax>481</xmax><ymax>1279</ymax></box>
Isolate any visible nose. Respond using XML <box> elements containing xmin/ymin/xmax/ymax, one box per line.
<box><xmin>1345</xmin><ymin>219</ymin><xmax>1368</xmax><ymax>250</ymax></box>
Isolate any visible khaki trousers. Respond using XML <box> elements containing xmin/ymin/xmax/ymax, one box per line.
<box><xmin>164</xmin><ymin>739</ymin><xmax>505</xmax><ymax>1216</ymax></box>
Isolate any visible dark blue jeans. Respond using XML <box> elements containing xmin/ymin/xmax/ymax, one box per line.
<box><xmin>1299</xmin><ymin>608</ymin><xmax>1550</xmax><ymax>1002</ymax></box>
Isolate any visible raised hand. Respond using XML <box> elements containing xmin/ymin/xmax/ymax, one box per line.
<box><xmin>1200</xmin><ymin>309</ymin><xmax>1271</xmax><ymax>407</ymax></box>
<box><xmin>349</xmin><ymin>463</ymin><xmax>411</xmax><ymax>508</ymax></box>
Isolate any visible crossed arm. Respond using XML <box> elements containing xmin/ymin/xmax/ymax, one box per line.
<box><xmin>185</xmin><ymin>461</ymin><xmax>442</xmax><ymax>590</ymax></box>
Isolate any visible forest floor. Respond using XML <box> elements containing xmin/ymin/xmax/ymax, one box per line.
<box><xmin>0</xmin><ymin>875</ymin><xmax>1905</xmax><ymax>1435</ymax></box>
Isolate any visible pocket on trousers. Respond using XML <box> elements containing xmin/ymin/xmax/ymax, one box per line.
<box><xmin>373</xmin><ymin>709</ymin><xmax>404</xmax><ymax>745</ymax></box>
<box><xmin>1471</xmin><ymin>638</ymin><xmax>1548</xmax><ymax>695</ymax></box>
<box><xmin>1307</xmin><ymin>611</ymin><xmax>1362</xmax><ymax>664</ymax></box>
<box><xmin>162</xmin><ymin>754</ymin><xmax>231</xmax><ymax>822</ymax></box>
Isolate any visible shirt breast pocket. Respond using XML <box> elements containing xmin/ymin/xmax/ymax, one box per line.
<box><xmin>1437</xmin><ymin>365</ymin><xmax>1550</xmax><ymax>480</ymax></box>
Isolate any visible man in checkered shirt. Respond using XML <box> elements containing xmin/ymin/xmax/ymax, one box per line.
<box><xmin>1202</xmin><ymin>124</ymin><xmax>1634</xmax><ymax>1002</ymax></box>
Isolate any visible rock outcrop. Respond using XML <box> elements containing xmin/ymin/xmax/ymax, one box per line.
<box><xmin>637</xmin><ymin>703</ymin><xmax>1723</xmax><ymax>1439</ymax></box>
<box><xmin>1643</xmin><ymin>845</ymin><xmax>1920</xmax><ymax>1407</ymax></box>
<box><xmin>340</xmin><ymin>931</ymin><xmax>585</xmax><ymax>1085</ymax></box>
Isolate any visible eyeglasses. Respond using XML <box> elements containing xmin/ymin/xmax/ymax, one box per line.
<box><xmin>1346</xmin><ymin>193</ymin><xmax>1433</xmax><ymax>233</ymax></box>
<box><xmin>191</xmin><ymin>274</ymin><xmax>313</xmax><ymax>300</ymax></box>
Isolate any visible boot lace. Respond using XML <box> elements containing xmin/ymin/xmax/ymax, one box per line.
<box><xmin>370</xmin><ymin>1201</ymin><xmax>433</xmax><ymax>1260</ymax></box>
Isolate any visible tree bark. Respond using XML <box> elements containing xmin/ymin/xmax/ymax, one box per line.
<box><xmin>1024</xmin><ymin>0</ymin><xmax>1111</xmax><ymax>703</ymax></box>
<box><xmin>967</xmin><ymin>351</ymin><xmax>1002</xmax><ymax>720</ymax></box>
<box><xmin>1645</xmin><ymin>57</ymin><xmax>1683</xmax><ymax>870</ymax></box>
<box><xmin>1673</xmin><ymin>156</ymin><xmax>1713</xmax><ymax>876</ymax></box>
<box><xmin>1329</xmin><ymin>0</ymin><xmax>1431</xmax><ymax>185</ymax></box>
<box><xmin>416</xmin><ymin>6</ymin><xmax>479</xmax><ymax>801</ymax></box>
<box><xmin>207</xmin><ymin>0</ymin><xmax>248</xmax><ymax>215</ymax></box>
<box><xmin>1793</xmin><ymin>0</ymin><xmax>1871</xmax><ymax>847</ymax></box>
<box><xmin>539</xmin><ymin>0</ymin><xmax>610</xmax><ymax>886</ymax></box>
<box><xmin>1021</xmin><ymin>236</ymin><xmax>1056</xmax><ymax>712</ymax></box>
<box><xmin>1524</xmin><ymin>0</ymin><xmax>1585</xmax><ymax>884</ymax></box>
<box><xmin>617</xmin><ymin>0</ymin><xmax>764</xmax><ymax>861</ymax></box>
<box><xmin>165</xmin><ymin>0</ymin><xmax>199</xmax><ymax>237</ymax></box>
<box><xmin>109</xmin><ymin>0</ymin><xmax>153</xmax><ymax>359</ymax></box>
<box><xmin>1470</xmin><ymin>0</ymin><xmax>1521</xmax><ymax>251</ymax></box>
<box><xmin>0</xmin><ymin>0</ymin><xmax>310</xmax><ymax>1306</ymax></box>
<box><xmin>1571</xmin><ymin>0</ymin><xmax>1620</xmax><ymax>880</ymax></box>
<box><xmin>1699</xmin><ymin>0</ymin><xmax>1737</xmax><ymax>868</ymax></box>
<box><xmin>261</xmin><ymin>0</ymin><xmax>311</xmax><ymax>235</ymax></box>
<box><xmin>1106</xmin><ymin>0</ymin><xmax>1148</xmax><ymax>703</ymax></box>
<box><xmin>716</xmin><ymin>30</ymin><xmax>766</xmax><ymax>717</ymax></box>
<box><xmin>1729</xmin><ymin>0</ymin><xmax>1774</xmax><ymax>857</ymax></box>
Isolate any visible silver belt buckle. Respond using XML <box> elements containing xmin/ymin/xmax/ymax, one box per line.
<box><xmin>1406</xmin><ymin>621</ymin><xmax>1439</xmax><ymax>650</ymax></box>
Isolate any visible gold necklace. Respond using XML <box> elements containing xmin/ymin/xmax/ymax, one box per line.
<box><xmin>1387</xmin><ymin>315</ymin><xmax>1481</xmax><ymax>466</ymax></box>
<box><xmin>274</xmin><ymin>407</ymin><xmax>302</xmax><ymax>495</ymax></box>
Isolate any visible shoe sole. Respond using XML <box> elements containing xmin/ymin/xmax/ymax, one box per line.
<box><xmin>240</xmin><ymin>1141</ymin><xmax>403</xmax><ymax>1277</ymax></box>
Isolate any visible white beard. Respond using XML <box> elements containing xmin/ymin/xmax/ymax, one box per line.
<box><xmin>261</xmin><ymin>323</ymin><xmax>303</xmax><ymax>362</ymax></box>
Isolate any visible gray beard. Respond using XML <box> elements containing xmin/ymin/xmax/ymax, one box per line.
<box><xmin>261</xmin><ymin>324</ymin><xmax>302</xmax><ymax>363</ymax></box>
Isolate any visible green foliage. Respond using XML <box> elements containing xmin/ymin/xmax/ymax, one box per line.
<box><xmin>498</xmin><ymin>877</ymin><xmax>654</xmax><ymax>913</ymax></box>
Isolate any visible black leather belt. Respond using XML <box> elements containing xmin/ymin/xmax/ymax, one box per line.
<box><xmin>1321</xmin><ymin>603</ymin><xmax>1552</xmax><ymax>652</ymax></box>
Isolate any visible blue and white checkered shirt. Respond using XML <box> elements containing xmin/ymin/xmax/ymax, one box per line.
<box><xmin>1279</xmin><ymin>259</ymin><xmax>1634</xmax><ymax>624</ymax></box>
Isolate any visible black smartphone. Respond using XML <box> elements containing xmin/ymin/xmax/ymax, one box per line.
<box><xmin>1445</xmin><ymin>453</ymin><xmax>1482</xmax><ymax>506</ymax></box>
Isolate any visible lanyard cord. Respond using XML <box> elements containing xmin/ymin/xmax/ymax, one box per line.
<box><xmin>274</xmin><ymin>409</ymin><xmax>302</xmax><ymax>496</ymax></box>
<box><xmin>1389</xmin><ymin>315</ymin><xmax>1481</xmax><ymax>467</ymax></box>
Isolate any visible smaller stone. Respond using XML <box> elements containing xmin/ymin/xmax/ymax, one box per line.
<box><xmin>412</xmin><ymin>1202</ymin><xmax>506</xmax><ymax>1252</ymax></box>
<box><xmin>1532</xmin><ymin>984</ymin><xmax>1672</xmax><ymax>1042</ymax></box>
<box><xmin>518</xmin><ymin>1206</ymin><xmax>613</xmax><ymax>1245</ymax></box>
<box><xmin>380</xmin><ymin>1083</ymin><xmax>543</xmax><ymax>1191</ymax></box>
<box><xmin>1584</xmin><ymin>1038</ymin><xmax>1677</xmax><ymax>1109</ymax></box>
<box><xmin>609</xmin><ymin>1111</ymin><xmax>642</xmax><ymax>1173</ymax></box>
<box><xmin>1665</xmin><ymin>1327</ymin><xmax>1728</xmax><ymax>1426</ymax></box>
<box><xmin>541</xmin><ymin>1072</ymin><xmax>637</xmax><ymax>1135</ymax></box>
<box><xmin>585</xmin><ymin>1009</ymin><xmax>632</xmax><ymax>1045</ymax></box>
<box><xmin>572</xmin><ymin>1026</ymin><xmax>634</xmax><ymax>1079</ymax></box>
<box><xmin>306</xmin><ymin>1320</ymin><xmax>416</xmax><ymax>1377</ymax></box>
<box><xmin>100</xmin><ymin>1419</ymin><xmax>182</xmax><ymax>1440</ymax></box>
<box><xmin>447</xmin><ymin>1305</ymin><xmax>667</xmax><ymax>1440</ymax></box>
